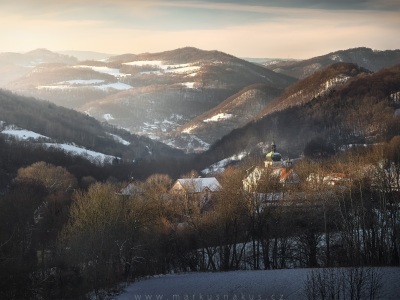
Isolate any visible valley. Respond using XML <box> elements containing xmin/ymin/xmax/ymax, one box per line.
<box><xmin>1</xmin><ymin>46</ymin><xmax>400</xmax><ymax>299</ymax></box>
<box><xmin>2</xmin><ymin>47</ymin><xmax>400</xmax><ymax>155</ymax></box>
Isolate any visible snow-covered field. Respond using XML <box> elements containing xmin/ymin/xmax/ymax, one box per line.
<box><xmin>116</xmin><ymin>268</ymin><xmax>400</xmax><ymax>300</ymax></box>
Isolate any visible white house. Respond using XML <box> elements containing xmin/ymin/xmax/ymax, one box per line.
<box><xmin>170</xmin><ymin>177</ymin><xmax>222</xmax><ymax>194</ymax></box>
<box><xmin>170</xmin><ymin>177</ymin><xmax>222</xmax><ymax>212</ymax></box>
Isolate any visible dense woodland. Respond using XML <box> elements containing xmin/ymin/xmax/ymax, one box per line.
<box><xmin>1</xmin><ymin>138</ymin><xmax>400</xmax><ymax>299</ymax></box>
<box><xmin>202</xmin><ymin>64</ymin><xmax>400</xmax><ymax>165</ymax></box>
<box><xmin>0</xmin><ymin>89</ymin><xmax>188</xmax><ymax>174</ymax></box>
<box><xmin>1</xmin><ymin>61</ymin><xmax>400</xmax><ymax>298</ymax></box>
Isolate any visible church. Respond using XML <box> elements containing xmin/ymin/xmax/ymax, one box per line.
<box><xmin>243</xmin><ymin>142</ymin><xmax>299</xmax><ymax>193</ymax></box>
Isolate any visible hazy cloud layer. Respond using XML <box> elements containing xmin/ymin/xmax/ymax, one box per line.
<box><xmin>1</xmin><ymin>0</ymin><xmax>399</xmax><ymax>58</ymax></box>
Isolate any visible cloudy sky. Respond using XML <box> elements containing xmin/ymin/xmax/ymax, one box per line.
<box><xmin>1</xmin><ymin>0</ymin><xmax>399</xmax><ymax>59</ymax></box>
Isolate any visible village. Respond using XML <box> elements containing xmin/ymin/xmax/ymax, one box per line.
<box><xmin>117</xmin><ymin>142</ymin><xmax>353</xmax><ymax>212</ymax></box>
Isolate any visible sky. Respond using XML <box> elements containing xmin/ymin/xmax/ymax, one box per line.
<box><xmin>1</xmin><ymin>0</ymin><xmax>400</xmax><ymax>59</ymax></box>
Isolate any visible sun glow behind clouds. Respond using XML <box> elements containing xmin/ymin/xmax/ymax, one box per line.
<box><xmin>0</xmin><ymin>0</ymin><xmax>399</xmax><ymax>58</ymax></box>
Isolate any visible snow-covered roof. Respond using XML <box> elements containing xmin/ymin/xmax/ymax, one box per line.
<box><xmin>173</xmin><ymin>177</ymin><xmax>222</xmax><ymax>193</ymax></box>
<box><xmin>117</xmin><ymin>182</ymin><xmax>144</xmax><ymax>196</ymax></box>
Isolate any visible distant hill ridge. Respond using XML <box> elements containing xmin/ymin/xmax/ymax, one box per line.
<box><xmin>256</xmin><ymin>62</ymin><xmax>369</xmax><ymax>119</ymax></box>
<box><xmin>264</xmin><ymin>47</ymin><xmax>400</xmax><ymax>79</ymax></box>
<box><xmin>197</xmin><ymin>63</ymin><xmax>400</xmax><ymax>169</ymax></box>
<box><xmin>2</xmin><ymin>46</ymin><xmax>400</xmax><ymax>156</ymax></box>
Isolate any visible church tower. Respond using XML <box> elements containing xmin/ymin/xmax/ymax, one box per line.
<box><xmin>264</xmin><ymin>141</ymin><xmax>283</xmax><ymax>168</ymax></box>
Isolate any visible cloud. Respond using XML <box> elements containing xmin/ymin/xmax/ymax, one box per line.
<box><xmin>0</xmin><ymin>0</ymin><xmax>399</xmax><ymax>57</ymax></box>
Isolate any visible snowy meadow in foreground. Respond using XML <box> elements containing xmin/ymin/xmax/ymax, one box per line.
<box><xmin>116</xmin><ymin>268</ymin><xmax>400</xmax><ymax>300</ymax></box>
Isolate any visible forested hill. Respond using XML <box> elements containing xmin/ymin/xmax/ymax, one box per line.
<box><xmin>264</xmin><ymin>47</ymin><xmax>400</xmax><ymax>79</ymax></box>
<box><xmin>256</xmin><ymin>63</ymin><xmax>369</xmax><ymax>119</ymax></box>
<box><xmin>196</xmin><ymin>64</ymin><xmax>400</xmax><ymax>166</ymax></box>
<box><xmin>0</xmin><ymin>89</ymin><xmax>184</xmax><ymax>160</ymax></box>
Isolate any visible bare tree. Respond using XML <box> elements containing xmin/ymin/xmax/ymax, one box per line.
<box><xmin>304</xmin><ymin>267</ymin><xmax>383</xmax><ymax>300</ymax></box>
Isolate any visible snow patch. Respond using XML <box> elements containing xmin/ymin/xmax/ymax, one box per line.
<box><xmin>123</xmin><ymin>61</ymin><xmax>200</xmax><ymax>75</ymax></box>
<box><xmin>1</xmin><ymin>127</ymin><xmax>50</xmax><ymax>141</ymax></box>
<box><xmin>182</xmin><ymin>124</ymin><xmax>198</xmax><ymax>134</ymax></box>
<box><xmin>181</xmin><ymin>82</ymin><xmax>196</xmax><ymax>89</ymax></box>
<box><xmin>165</xmin><ymin>65</ymin><xmax>200</xmax><ymax>74</ymax></box>
<box><xmin>330</xmin><ymin>54</ymin><xmax>343</xmax><ymax>62</ymax></box>
<box><xmin>203</xmin><ymin>113</ymin><xmax>233</xmax><ymax>123</ymax></box>
<box><xmin>37</xmin><ymin>85</ymin><xmax>73</xmax><ymax>90</ymax></box>
<box><xmin>140</xmin><ymin>70</ymin><xmax>163</xmax><ymax>76</ymax></box>
<box><xmin>123</xmin><ymin>60</ymin><xmax>164</xmax><ymax>67</ymax></box>
<box><xmin>44</xmin><ymin>143</ymin><xmax>118</xmax><ymax>164</ymax></box>
<box><xmin>36</xmin><ymin>81</ymin><xmax>132</xmax><ymax>91</ymax></box>
<box><xmin>323</xmin><ymin>75</ymin><xmax>350</xmax><ymax>91</ymax></box>
<box><xmin>96</xmin><ymin>82</ymin><xmax>132</xmax><ymax>91</ymax></box>
<box><xmin>62</xmin><ymin>79</ymin><xmax>105</xmax><ymax>85</ymax></box>
<box><xmin>72</xmin><ymin>65</ymin><xmax>129</xmax><ymax>77</ymax></box>
<box><xmin>107</xmin><ymin>133</ymin><xmax>130</xmax><ymax>146</ymax></box>
<box><xmin>103</xmin><ymin>114</ymin><xmax>114</xmax><ymax>121</ymax></box>
<box><xmin>202</xmin><ymin>152</ymin><xmax>247</xmax><ymax>175</ymax></box>
<box><xmin>1</xmin><ymin>124</ymin><xmax>119</xmax><ymax>165</ymax></box>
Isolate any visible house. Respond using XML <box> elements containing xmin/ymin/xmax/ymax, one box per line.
<box><xmin>170</xmin><ymin>177</ymin><xmax>221</xmax><ymax>195</ymax></box>
<box><xmin>170</xmin><ymin>177</ymin><xmax>222</xmax><ymax>212</ymax></box>
<box><xmin>116</xmin><ymin>180</ymin><xmax>144</xmax><ymax>196</ymax></box>
<box><xmin>306</xmin><ymin>172</ymin><xmax>350</xmax><ymax>188</ymax></box>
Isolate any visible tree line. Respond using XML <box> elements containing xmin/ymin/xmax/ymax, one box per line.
<box><xmin>1</xmin><ymin>137</ymin><xmax>399</xmax><ymax>298</ymax></box>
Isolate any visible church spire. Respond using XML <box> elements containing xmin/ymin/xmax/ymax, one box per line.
<box><xmin>265</xmin><ymin>141</ymin><xmax>282</xmax><ymax>167</ymax></box>
<box><xmin>271</xmin><ymin>141</ymin><xmax>276</xmax><ymax>153</ymax></box>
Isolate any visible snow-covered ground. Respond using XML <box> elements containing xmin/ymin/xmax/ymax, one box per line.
<box><xmin>35</xmin><ymin>65</ymin><xmax>133</xmax><ymax>91</ymax></box>
<box><xmin>202</xmin><ymin>152</ymin><xmax>247</xmax><ymax>175</ymax></box>
<box><xmin>72</xmin><ymin>65</ymin><xmax>130</xmax><ymax>77</ymax></box>
<box><xmin>37</xmin><ymin>81</ymin><xmax>132</xmax><ymax>91</ymax></box>
<box><xmin>44</xmin><ymin>143</ymin><xmax>118</xmax><ymax>164</ymax></box>
<box><xmin>123</xmin><ymin>61</ymin><xmax>201</xmax><ymax>76</ymax></box>
<box><xmin>203</xmin><ymin>113</ymin><xmax>233</xmax><ymax>123</ymax></box>
<box><xmin>181</xmin><ymin>82</ymin><xmax>196</xmax><ymax>89</ymax></box>
<box><xmin>116</xmin><ymin>268</ymin><xmax>400</xmax><ymax>300</ymax></box>
<box><xmin>1</xmin><ymin>128</ymin><xmax>50</xmax><ymax>140</ymax></box>
<box><xmin>182</xmin><ymin>125</ymin><xmax>198</xmax><ymax>134</ymax></box>
<box><xmin>107</xmin><ymin>133</ymin><xmax>130</xmax><ymax>146</ymax></box>
<box><xmin>104</xmin><ymin>114</ymin><xmax>115</xmax><ymax>121</ymax></box>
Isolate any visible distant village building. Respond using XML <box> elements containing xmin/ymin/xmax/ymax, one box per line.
<box><xmin>116</xmin><ymin>180</ymin><xmax>144</xmax><ymax>196</ymax></box>
<box><xmin>170</xmin><ymin>177</ymin><xmax>222</xmax><ymax>212</ymax></box>
<box><xmin>306</xmin><ymin>172</ymin><xmax>350</xmax><ymax>188</ymax></box>
<box><xmin>170</xmin><ymin>177</ymin><xmax>221</xmax><ymax>195</ymax></box>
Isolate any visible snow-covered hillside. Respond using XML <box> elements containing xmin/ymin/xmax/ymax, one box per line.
<box><xmin>0</xmin><ymin>125</ymin><xmax>120</xmax><ymax>164</ymax></box>
<box><xmin>116</xmin><ymin>268</ymin><xmax>400</xmax><ymax>300</ymax></box>
<box><xmin>4</xmin><ymin>47</ymin><xmax>294</xmax><ymax>153</ymax></box>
